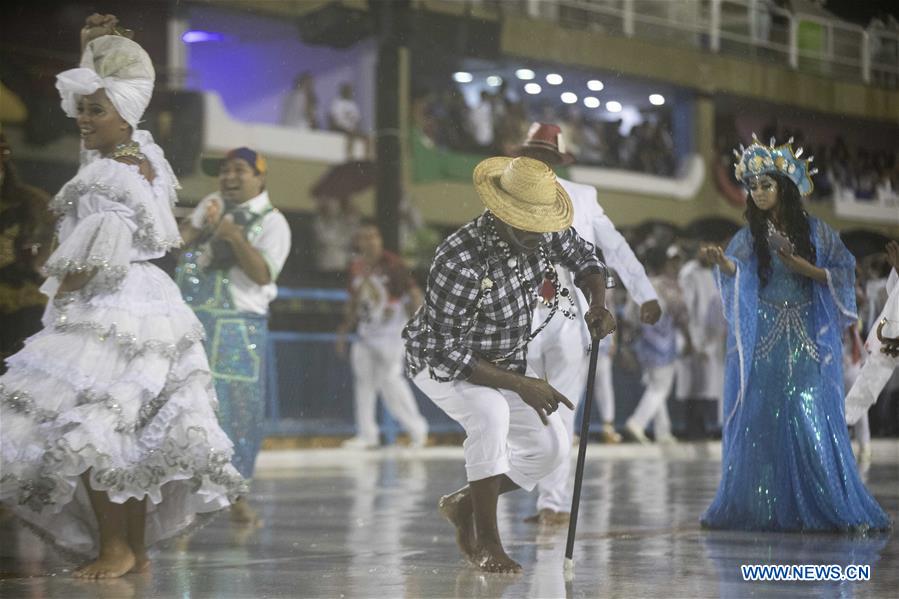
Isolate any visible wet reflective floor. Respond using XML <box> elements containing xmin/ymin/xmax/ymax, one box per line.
<box><xmin>1</xmin><ymin>442</ymin><xmax>897</xmax><ymax>598</ymax></box>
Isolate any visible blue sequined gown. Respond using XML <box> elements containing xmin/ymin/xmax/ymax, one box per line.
<box><xmin>702</xmin><ymin>220</ymin><xmax>890</xmax><ymax>532</ymax></box>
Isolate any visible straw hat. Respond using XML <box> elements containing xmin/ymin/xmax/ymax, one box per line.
<box><xmin>473</xmin><ymin>156</ymin><xmax>573</xmax><ymax>233</ymax></box>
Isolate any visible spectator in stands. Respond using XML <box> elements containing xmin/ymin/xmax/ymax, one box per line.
<box><xmin>829</xmin><ymin>136</ymin><xmax>853</xmax><ymax>193</ymax></box>
<box><xmin>578</xmin><ymin>120</ymin><xmax>606</xmax><ymax>165</ymax></box>
<box><xmin>650</xmin><ymin>116</ymin><xmax>676</xmax><ymax>175</ymax></box>
<box><xmin>875</xmin><ymin>152</ymin><xmax>897</xmax><ymax>203</ymax></box>
<box><xmin>855</xmin><ymin>148</ymin><xmax>877</xmax><ymax>200</ymax></box>
<box><xmin>603</xmin><ymin>120</ymin><xmax>624</xmax><ymax>168</ymax></box>
<box><xmin>488</xmin><ymin>80</ymin><xmax>510</xmax><ymax>126</ymax></box>
<box><xmin>329</xmin><ymin>82</ymin><xmax>369</xmax><ymax>159</ymax></box>
<box><xmin>810</xmin><ymin>144</ymin><xmax>832</xmax><ymax>199</ymax></box>
<box><xmin>423</xmin><ymin>82</ymin><xmax>679</xmax><ymax>175</ymax></box>
<box><xmin>495</xmin><ymin>97</ymin><xmax>527</xmax><ymax>156</ymax></box>
<box><xmin>439</xmin><ymin>88</ymin><xmax>474</xmax><ymax>150</ymax></box>
<box><xmin>560</xmin><ymin>107</ymin><xmax>585</xmax><ymax>158</ymax></box>
<box><xmin>336</xmin><ymin>222</ymin><xmax>429</xmax><ymax>449</ymax></box>
<box><xmin>620</xmin><ymin>122</ymin><xmax>642</xmax><ymax>171</ymax></box>
<box><xmin>412</xmin><ymin>88</ymin><xmax>438</xmax><ymax>142</ymax></box>
<box><xmin>177</xmin><ymin>147</ymin><xmax>292</xmax><ymax>525</ymax></box>
<box><xmin>467</xmin><ymin>90</ymin><xmax>495</xmax><ymax>151</ymax></box>
<box><xmin>281</xmin><ymin>72</ymin><xmax>318</xmax><ymax>129</ymax></box>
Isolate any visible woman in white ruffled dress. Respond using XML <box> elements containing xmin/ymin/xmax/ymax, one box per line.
<box><xmin>0</xmin><ymin>15</ymin><xmax>245</xmax><ymax>578</ymax></box>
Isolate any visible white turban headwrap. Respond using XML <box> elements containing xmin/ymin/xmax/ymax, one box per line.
<box><xmin>55</xmin><ymin>35</ymin><xmax>155</xmax><ymax>130</ymax></box>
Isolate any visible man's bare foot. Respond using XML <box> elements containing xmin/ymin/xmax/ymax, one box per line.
<box><xmin>230</xmin><ymin>497</ymin><xmax>262</xmax><ymax>527</ymax></box>
<box><xmin>523</xmin><ymin>508</ymin><xmax>569</xmax><ymax>526</ymax></box>
<box><xmin>73</xmin><ymin>540</ymin><xmax>136</xmax><ymax>579</ymax></box>
<box><xmin>474</xmin><ymin>542</ymin><xmax>522</xmax><ymax>573</ymax></box>
<box><xmin>523</xmin><ymin>508</ymin><xmax>553</xmax><ymax>524</ymax></box>
<box><xmin>438</xmin><ymin>490</ymin><xmax>478</xmax><ymax>563</ymax></box>
<box><xmin>541</xmin><ymin>509</ymin><xmax>570</xmax><ymax>526</ymax></box>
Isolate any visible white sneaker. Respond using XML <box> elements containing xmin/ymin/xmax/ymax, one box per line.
<box><xmin>342</xmin><ymin>436</ymin><xmax>378</xmax><ymax>449</ymax></box>
<box><xmin>625</xmin><ymin>420</ymin><xmax>651</xmax><ymax>445</ymax></box>
<box><xmin>599</xmin><ymin>423</ymin><xmax>622</xmax><ymax>444</ymax></box>
<box><xmin>656</xmin><ymin>434</ymin><xmax>678</xmax><ymax>445</ymax></box>
<box><xmin>409</xmin><ymin>432</ymin><xmax>428</xmax><ymax>449</ymax></box>
<box><xmin>857</xmin><ymin>444</ymin><xmax>872</xmax><ymax>464</ymax></box>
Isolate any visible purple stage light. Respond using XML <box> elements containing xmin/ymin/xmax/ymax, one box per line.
<box><xmin>182</xmin><ymin>31</ymin><xmax>225</xmax><ymax>44</ymax></box>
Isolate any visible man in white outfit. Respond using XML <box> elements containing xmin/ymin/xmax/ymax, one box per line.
<box><xmin>675</xmin><ymin>247</ymin><xmax>726</xmax><ymax>438</ymax></box>
<box><xmin>336</xmin><ymin>223</ymin><xmax>428</xmax><ymax>448</ymax></box>
<box><xmin>513</xmin><ymin>123</ymin><xmax>661</xmax><ymax>524</ymax></box>
<box><xmin>846</xmin><ymin>241</ymin><xmax>899</xmax><ymax>442</ymax></box>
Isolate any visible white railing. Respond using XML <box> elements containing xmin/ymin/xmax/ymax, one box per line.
<box><xmin>477</xmin><ymin>0</ymin><xmax>899</xmax><ymax>87</ymax></box>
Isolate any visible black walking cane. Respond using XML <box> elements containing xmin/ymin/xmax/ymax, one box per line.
<box><xmin>563</xmin><ymin>337</ymin><xmax>601</xmax><ymax>579</ymax></box>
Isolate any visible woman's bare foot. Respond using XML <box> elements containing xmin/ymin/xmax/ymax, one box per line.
<box><xmin>438</xmin><ymin>490</ymin><xmax>478</xmax><ymax>563</ymax></box>
<box><xmin>474</xmin><ymin>542</ymin><xmax>522</xmax><ymax>573</ymax></box>
<box><xmin>73</xmin><ymin>539</ymin><xmax>136</xmax><ymax>579</ymax></box>
<box><xmin>128</xmin><ymin>551</ymin><xmax>150</xmax><ymax>574</ymax></box>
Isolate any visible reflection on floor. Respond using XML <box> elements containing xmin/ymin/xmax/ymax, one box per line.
<box><xmin>1</xmin><ymin>442</ymin><xmax>896</xmax><ymax>598</ymax></box>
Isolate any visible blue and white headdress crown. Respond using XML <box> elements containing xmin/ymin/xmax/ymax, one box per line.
<box><xmin>733</xmin><ymin>133</ymin><xmax>817</xmax><ymax>197</ymax></box>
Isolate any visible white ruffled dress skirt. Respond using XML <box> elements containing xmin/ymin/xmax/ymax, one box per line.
<box><xmin>0</xmin><ymin>260</ymin><xmax>246</xmax><ymax>560</ymax></box>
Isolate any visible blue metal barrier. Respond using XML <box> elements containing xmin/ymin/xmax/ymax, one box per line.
<box><xmin>264</xmin><ymin>329</ymin><xmax>462</xmax><ymax>441</ymax></box>
<box><xmin>276</xmin><ymin>287</ymin><xmax>349</xmax><ymax>302</ymax></box>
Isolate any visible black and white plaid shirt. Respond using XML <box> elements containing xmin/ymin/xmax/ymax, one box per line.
<box><xmin>403</xmin><ymin>212</ymin><xmax>605</xmax><ymax>380</ymax></box>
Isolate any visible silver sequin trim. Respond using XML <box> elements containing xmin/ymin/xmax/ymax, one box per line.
<box><xmin>51</xmin><ymin>315</ymin><xmax>206</xmax><ymax>360</ymax></box>
<box><xmin>2</xmin><ymin>368</ymin><xmax>212</xmax><ymax>434</ymax></box>
<box><xmin>756</xmin><ymin>298</ymin><xmax>820</xmax><ymax>376</ymax></box>
<box><xmin>1</xmin><ymin>426</ymin><xmax>247</xmax><ymax>515</ymax></box>
<box><xmin>50</xmin><ymin>181</ymin><xmax>181</xmax><ymax>253</ymax></box>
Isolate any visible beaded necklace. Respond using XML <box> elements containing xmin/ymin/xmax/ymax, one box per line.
<box><xmin>484</xmin><ymin>213</ymin><xmax>577</xmax><ymax>319</ymax></box>
<box><xmin>423</xmin><ymin>214</ymin><xmax>578</xmax><ymax>382</ymax></box>
<box><xmin>480</xmin><ymin>214</ymin><xmax>579</xmax><ymax>364</ymax></box>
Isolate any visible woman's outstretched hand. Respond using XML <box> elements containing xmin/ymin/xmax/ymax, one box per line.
<box><xmin>699</xmin><ymin>245</ymin><xmax>736</xmax><ymax>276</ymax></box>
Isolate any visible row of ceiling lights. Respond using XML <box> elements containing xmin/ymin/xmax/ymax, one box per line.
<box><xmin>452</xmin><ymin>70</ymin><xmax>666</xmax><ymax>112</ymax></box>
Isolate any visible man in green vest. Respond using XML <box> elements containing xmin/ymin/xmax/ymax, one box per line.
<box><xmin>177</xmin><ymin>147</ymin><xmax>291</xmax><ymax>524</ymax></box>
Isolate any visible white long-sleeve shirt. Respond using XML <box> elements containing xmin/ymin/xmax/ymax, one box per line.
<box><xmin>559</xmin><ymin>177</ymin><xmax>658</xmax><ymax>308</ymax></box>
<box><xmin>532</xmin><ymin>177</ymin><xmax>657</xmax><ymax>349</ymax></box>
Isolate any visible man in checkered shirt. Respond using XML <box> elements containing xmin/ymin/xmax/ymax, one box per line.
<box><xmin>404</xmin><ymin>156</ymin><xmax>616</xmax><ymax>573</ymax></box>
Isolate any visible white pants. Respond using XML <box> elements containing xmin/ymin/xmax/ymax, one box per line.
<box><xmin>412</xmin><ymin>369</ymin><xmax>568</xmax><ymax>491</ymax></box>
<box><xmin>351</xmin><ymin>341</ymin><xmax>428</xmax><ymax>444</ymax></box>
<box><xmin>844</xmin><ymin>354</ymin><xmax>871</xmax><ymax>446</ymax></box>
<box><xmin>526</xmin><ymin>312</ymin><xmax>597</xmax><ymax>512</ymax></box>
<box><xmin>627</xmin><ymin>363</ymin><xmax>675</xmax><ymax>437</ymax></box>
<box><xmin>595</xmin><ymin>353</ymin><xmax>615</xmax><ymax>423</ymax></box>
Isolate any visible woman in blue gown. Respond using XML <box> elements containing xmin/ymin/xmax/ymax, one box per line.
<box><xmin>699</xmin><ymin>138</ymin><xmax>890</xmax><ymax>533</ymax></box>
